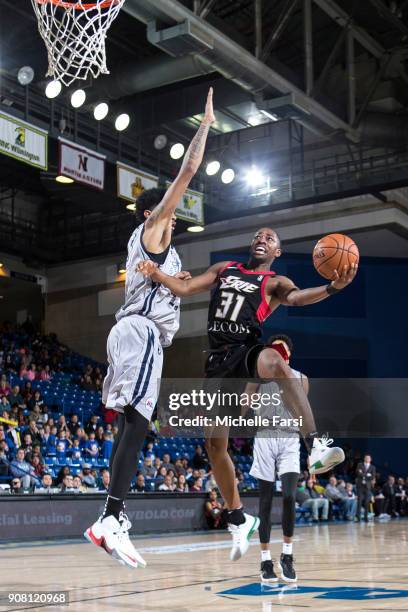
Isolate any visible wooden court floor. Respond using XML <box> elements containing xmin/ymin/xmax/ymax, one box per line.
<box><xmin>1</xmin><ymin>521</ymin><xmax>408</xmax><ymax>612</ymax></box>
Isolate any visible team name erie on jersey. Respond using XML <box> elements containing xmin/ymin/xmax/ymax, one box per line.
<box><xmin>219</xmin><ymin>275</ymin><xmax>259</xmax><ymax>293</ymax></box>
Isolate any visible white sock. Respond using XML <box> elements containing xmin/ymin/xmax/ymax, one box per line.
<box><xmin>282</xmin><ymin>542</ymin><xmax>293</xmax><ymax>555</ymax></box>
<box><xmin>261</xmin><ymin>550</ymin><xmax>271</xmax><ymax>562</ymax></box>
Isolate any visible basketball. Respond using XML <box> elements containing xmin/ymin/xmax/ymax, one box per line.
<box><xmin>313</xmin><ymin>234</ymin><xmax>359</xmax><ymax>280</ymax></box>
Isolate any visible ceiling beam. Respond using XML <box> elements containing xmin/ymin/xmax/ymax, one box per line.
<box><xmin>124</xmin><ymin>0</ymin><xmax>360</xmax><ymax>141</ymax></box>
<box><xmin>313</xmin><ymin>0</ymin><xmax>384</xmax><ymax>59</ymax></box>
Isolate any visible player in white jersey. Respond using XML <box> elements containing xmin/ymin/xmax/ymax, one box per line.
<box><xmin>84</xmin><ymin>88</ymin><xmax>215</xmax><ymax>568</ymax></box>
<box><xmin>250</xmin><ymin>334</ymin><xmax>305</xmax><ymax>584</ymax></box>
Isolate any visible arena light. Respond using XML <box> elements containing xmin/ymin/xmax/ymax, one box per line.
<box><xmin>154</xmin><ymin>134</ymin><xmax>168</xmax><ymax>150</ymax></box>
<box><xmin>170</xmin><ymin>143</ymin><xmax>185</xmax><ymax>160</ymax></box>
<box><xmin>17</xmin><ymin>66</ymin><xmax>34</xmax><ymax>86</ymax></box>
<box><xmin>126</xmin><ymin>203</ymin><xmax>136</xmax><ymax>211</ymax></box>
<box><xmin>115</xmin><ymin>113</ymin><xmax>130</xmax><ymax>132</ymax></box>
<box><xmin>70</xmin><ymin>89</ymin><xmax>86</xmax><ymax>109</ymax></box>
<box><xmin>206</xmin><ymin>161</ymin><xmax>220</xmax><ymax>176</ymax></box>
<box><xmin>0</xmin><ymin>263</ymin><xmax>3</xmax><ymax>268</ymax></box>
<box><xmin>55</xmin><ymin>175</ymin><xmax>74</xmax><ymax>184</ymax></box>
<box><xmin>45</xmin><ymin>79</ymin><xmax>62</xmax><ymax>99</ymax></box>
<box><xmin>117</xmin><ymin>262</ymin><xmax>126</xmax><ymax>275</ymax></box>
<box><xmin>245</xmin><ymin>166</ymin><xmax>265</xmax><ymax>187</ymax></box>
<box><xmin>221</xmin><ymin>168</ymin><xmax>235</xmax><ymax>184</ymax></box>
<box><xmin>187</xmin><ymin>225</ymin><xmax>205</xmax><ymax>233</ymax></box>
<box><xmin>93</xmin><ymin>102</ymin><xmax>109</xmax><ymax>121</ymax></box>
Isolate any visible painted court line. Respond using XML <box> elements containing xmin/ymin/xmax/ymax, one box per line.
<box><xmin>139</xmin><ymin>536</ymin><xmax>302</xmax><ymax>555</ymax></box>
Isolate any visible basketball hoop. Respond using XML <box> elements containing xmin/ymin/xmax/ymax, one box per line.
<box><xmin>31</xmin><ymin>0</ymin><xmax>126</xmax><ymax>87</ymax></box>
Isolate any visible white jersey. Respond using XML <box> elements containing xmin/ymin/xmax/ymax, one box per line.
<box><xmin>115</xmin><ymin>223</ymin><xmax>182</xmax><ymax>347</ymax></box>
<box><xmin>257</xmin><ymin>367</ymin><xmax>303</xmax><ymax>436</ymax></box>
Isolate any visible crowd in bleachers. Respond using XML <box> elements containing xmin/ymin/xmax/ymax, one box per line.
<box><xmin>0</xmin><ymin>324</ymin><xmax>257</xmax><ymax>496</ymax></box>
<box><xmin>1</xmin><ymin>323</ymin><xmax>407</xmax><ymax>526</ymax></box>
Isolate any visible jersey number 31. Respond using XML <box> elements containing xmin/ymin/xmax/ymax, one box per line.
<box><xmin>215</xmin><ymin>291</ymin><xmax>245</xmax><ymax>322</ymax></box>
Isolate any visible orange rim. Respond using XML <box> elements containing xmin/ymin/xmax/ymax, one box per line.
<box><xmin>35</xmin><ymin>0</ymin><xmax>119</xmax><ymax>9</ymax></box>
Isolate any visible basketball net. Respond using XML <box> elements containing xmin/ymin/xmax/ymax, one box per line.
<box><xmin>31</xmin><ymin>0</ymin><xmax>126</xmax><ymax>87</ymax></box>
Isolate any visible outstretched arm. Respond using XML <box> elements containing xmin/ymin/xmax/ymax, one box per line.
<box><xmin>143</xmin><ymin>88</ymin><xmax>215</xmax><ymax>252</ymax></box>
<box><xmin>271</xmin><ymin>264</ymin><xmax>358</xmax><ymax>306</ymax></box>
<box><xmin>137</xmin><ymin>260</ymin><xmax>227</xmax><ymax>297</ymax></box>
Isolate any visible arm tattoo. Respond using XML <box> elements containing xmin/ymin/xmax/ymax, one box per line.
<box><xmin>183</xmin><ymin>123</ymin><xmax>210</xmax><ymax>166</ymax></box>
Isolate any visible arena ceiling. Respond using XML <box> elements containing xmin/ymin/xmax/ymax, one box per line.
<box><xmin>1</xmin><ymin>0</ymin><xmax>408</xmax><ymax>264</ymax></box>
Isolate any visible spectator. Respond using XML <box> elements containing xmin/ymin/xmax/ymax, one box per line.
<box><xmin>10</xmin><ymin>477</ymin><xmax>23</xmax><ymax>494</ymax></box>
<box><xmin>355</xmin><ymin>454</ymin><xmax>376</xmax><ymax>522</ymax></box>
<box><xmin>56</xmin><ymin>466</ymin><xmax>71</xmax><ymax>486</ymax></box>
<box><xmin>95</xmin><ymin>425</ymin><xmax>105</xmax><ymax>446</ymax></box>
<box><xmin>101</xmin><ymin>432</ymin><xmax>113</xmax><ymax>460</ymax></box>
<box><xmin>81</xmin><ymin>463</ymin><xmax>97</xmax><ymax>488</ymax></box>
<box><xmin>47</xmin><ymin>426</ymin><xmax>58</xmax><ymax>453</ymax></box>
<box><xmin>0</xmin><ymin>446</ymin><xmax>8</xmax><ymax>477</ymax></box>
<box><xmin>8</xmin><ymin>385</ymin><xmax>24</xmax><ymax>406</ymax></box>
<box><xmin>30</xmin><ymin>455</ymin><xmax>45</xmax><ymax>478</ymax></box>
<box><xmin>325</xmin><ymin>476</ymin><xmax>348</xmax><ymax>518</ymax></box>
<box><xmin>383</xmin><ymin>475</ymin><xmax>398</xmax><ymax>517</ymax></box>
<box><xmin>28</xmin><ymin>390</ymin><xmax>43</xmax><ymax>411</ymax></box>
<box><xmin>190</xmin><ymin>477</ymin><xmax>203</xmax><ymax>493</ymax></box>
<box><xmin>60</xmin><ymin>474</ymin><xmax>75</xmax><ymax>492</ymax></box>
<box><xmin>28</xmin><ymin>404</ymin><xmax>42</xmax><ymax>424</ymax></box>
<box><xmin>67</xmin><ymin>414</ymin><xmax>80</xmax><ymax>436</ymax></box>
<box><xmin>344</xmin><ymin>482</ymin><xmax>358</xmax><ymax>520</ymax></box>
<box><xmin>155</xmin><ymin>466</ymin><xmax>168</xmax><ymax>487</ymax></box>
<box><xmin>98</xmin><ymin>468</ymin><xmax>110</xmax><ymax>492</ymax></box>
<box><xmin>73</xmin><ymin>475</ymin><xmax>86</xmax><ymax>492</ymax></box>
<box><xmin>27</xmin><ymin>420</ymin><xmax>42</xmax><ymax>446</ymax></box>
<box><xmin>175</xmin><ymin>474</ymin><xmax>189</xmax><ymax>493</ymax></box>
<box><xmin>205</xmin><ymin>489</ymin><xmax>224</xmax><ymax>529</ymax></box>
<box><xmin>140</xmin><ymin>456</ymin><xmax>156</xmax><ymax>479</ymax></box>
<box><xmin>205</xmin><ymin>472</ymin><xmax>218</xmax><ymax>492</ymax></box>
<box><xmin>8</xmin><ymin>385</ymin><xmax>23</xmax><ymax>407</ymax></box>
<box><xmin>81</xmin><ymin>375</ymin><xmax>96</xmax><ymax>391</ymax></box>
<box><xmin>191</xmin><ymin>445</ymin><xmax>208</xmax><ymax>470</ymax></box>
<box><xmin>153</xmin><ymin>457</ymin><xmax>162</xmax><ymax>475</ymax></box>
<box><xmin>84</xmin><ymin>432</ymin><xmax>99</xmax><ymax>458</ymax></box>
<box><xmin>161</xmin><ymin>453</ymin><xmax>176</xmax><ymax>473</ymax></box>
<box><xmin>86</xmin><ymin>415</ymin><xmax>99</xmax><ymax>435</ymax></box>
<box><xmin>39</xmin><ymin>365</ymin><xmax>52</xmax><ymax>381</ymax></box>
<box><xmin>0</xmin><ymin>379</ymin><xmax>10</xmax><ymax>397</ymax></box>
<box><xmin>159</xmin><ymin>474</ymin><xmax>176</xmax><ymax>492</ymax></box>
<box><xmin>70</xmin><ymin>439</ymin><xmax>82</xmax><ymax>461</ymax></box>
<box><xmin>10</xmin><ymin>448</ymin><xmax>36</xmax><ymax>489</ymax></box>
<box><xmin>296</xmin><ymin>478</ymin><xmax>329</xmax><ymax>521</ymax></box>
<box><xmin>396</xmin><ymin>478</ymin><xmax>407</xmax><ymax>516</ymax></box>
<box><xmin>134</xmin><ymin>474</ymin><xmax>147</xmax><ymax>492</ymax></box>
<box><xmin>57</xmin><ymin>415</ymin><xmax>69</xmax><ymax>433</ymax></box>
<box><xmin>0</xmin><ymin>396</ymin><xmax>11</xmax><ymax>413</ymax></box>
<box><xmin>174</xmin><ymin>458</ymin><xmax>186</xmax><ymax>476</ymax></box>
<box><xmin>34</xmin><ymin>473</ymin><xmax>54</xmax><ymax>492</ymax></box>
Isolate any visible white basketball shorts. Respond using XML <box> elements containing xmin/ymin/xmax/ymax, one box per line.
<box><xmin>102</xmin><ymin>314</ymin><xmax>163</xmax><ymax>421</ymax></box>
<box><xmin>250</xmin><ymin>435</ymin><xmax>300</xmax><ymax>482</ymax></box>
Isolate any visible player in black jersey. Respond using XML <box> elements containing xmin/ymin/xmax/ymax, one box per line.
<box><xmin>138</xmin><ymin>227</ymin><xmax>357</xmax><ymax>560</ymax></box>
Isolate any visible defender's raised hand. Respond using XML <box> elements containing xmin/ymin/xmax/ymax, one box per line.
<box><xmin>202</xmin><ymin>87</ymin><xmax>215</xmax><ymax>126</ymax></box>
<box><xmin>331</xmin><ymin>263</ymin><xmax>358</xmax><ymax>290</ymax></box>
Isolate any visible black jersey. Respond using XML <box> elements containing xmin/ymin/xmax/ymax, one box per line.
<box><xmin>207</xmin><ymin>261</ymin><xmax>276</xmax><ymax>349</ymax></box>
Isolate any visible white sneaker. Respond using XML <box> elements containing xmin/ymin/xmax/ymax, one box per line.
<box><xmin>308</xmin><ymin>436</ymin><xmax>345</xmax><ymax>475</ymax></box>
<box><xmin>228</xmin><ymin>513</ymin><xmax>260</xmax><ymax>562</ymax></box>
<box><xmin>84</xmin><ymin>513</ymin><xmax>146</xmax><ymax>569</ymax></box>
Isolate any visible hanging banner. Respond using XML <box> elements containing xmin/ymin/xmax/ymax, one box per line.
<box><xmin>0</xmin><ymin>111</ymin><xmax>47</xmax><ymax>170</ymax></box>
<box><xmin>166</xmin><ymin>182</ymin><xmax>204</xmax><ymax>225</ymax></box>
<box><xmin>117</xmin><ymin>162</ymin><xmax>158</xmax><ymax>203</ymax></box>
<box><xmin>59</xmin><ymin>138</ymin><xmax>105</xmax><ymax>190</ymax></box>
